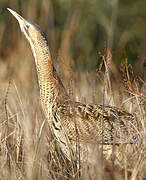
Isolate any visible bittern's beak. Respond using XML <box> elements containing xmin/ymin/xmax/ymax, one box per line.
<box><xmin>7</xmin><ymin>8</ymin><xmax>28</xmax><ymax>35</ymax></box>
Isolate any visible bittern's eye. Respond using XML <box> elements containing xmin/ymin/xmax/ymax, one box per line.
<box><xmin>26</xmin><ymin>25</ymin><xmax>29</xmax><ymax>29</ymax></box>
<box><xmin>24</xmin><ymin>25</ymin><xmax>29</xmax><ymax>36</ymax></box>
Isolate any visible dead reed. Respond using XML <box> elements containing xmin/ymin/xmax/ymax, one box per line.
<box><xmin>0</xmin><ymin>57</ymin><xmax>145</xmax><ymax>179</ymax></box>
<box><xmin>0</xmin><ymin>1</ymin><xmax>145</xmax><ymax>179</ymax></box>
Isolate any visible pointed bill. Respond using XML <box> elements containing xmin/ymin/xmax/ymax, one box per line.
<box><xmin>7</xmin><ymin>8</ymin><xmax>27</xmax><ymax>29</ymax></box>
<box><xmin>7</xmin><ymin>8</ymin><xmax>29</xmax><ymax>35</ymax></box>
<box><xmin>7</xmin><ymin>8</ymin><xmax>25</xmax><ymax>22</ymax></box>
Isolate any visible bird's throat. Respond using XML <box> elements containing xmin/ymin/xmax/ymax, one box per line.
<box><xmin>33</xmin><ymin>43</ymin><xmax>69</xmax><ymax>114</ymax></box>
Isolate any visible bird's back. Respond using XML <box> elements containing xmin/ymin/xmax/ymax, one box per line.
<box><xmin>51</xmin><ymin>101</ymin><xmax>138</xmax><ymax>161</ymax></box>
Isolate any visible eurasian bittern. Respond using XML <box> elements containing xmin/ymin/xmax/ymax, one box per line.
<box><xmin>7</xmin><ymin>8</ymin><xmax>138</xmax><ymax>163</ymax></box>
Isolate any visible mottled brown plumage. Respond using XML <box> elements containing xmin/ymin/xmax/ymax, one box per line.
<box><xmin>7</xmin><ymin>8</ymin><xmax>138</xmax><ymax>163</ymax></box>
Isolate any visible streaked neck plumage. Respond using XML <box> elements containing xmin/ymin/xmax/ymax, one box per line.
<box><xmin>7</xmin><ymin>8</ymin><xmax>70</xmax><ymax>115</ymax></box>
<box><xmin>30</xmin><ymin>30</ymin><xmax>70</xmax><ymax>114</ymax></box>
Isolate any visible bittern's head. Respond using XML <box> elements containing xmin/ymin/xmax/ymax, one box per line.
<box><xmin>7</xmin><ymin>8</ymin><xmax>48</xmax><ymax>48</ymax></box>
<box><xmin>7</xmin><ymin>8</ymin><xmax>50</xmax><ymax>63</ymax></box>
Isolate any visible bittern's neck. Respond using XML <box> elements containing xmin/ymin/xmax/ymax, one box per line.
<box><xmin>31</xmin><ymin>40</ymin><xmax>69</xmax><ymax>114</ymax></box>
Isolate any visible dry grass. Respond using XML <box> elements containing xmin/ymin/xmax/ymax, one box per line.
<box><xmin>0</xmin><ymin>1</ymin><xmax>145</xmax><ymax>179</ymax></box>
<box><xmin>0</xmin><ymin>57</ymin><xmax>145</xmax><ymax>179</ymax></box>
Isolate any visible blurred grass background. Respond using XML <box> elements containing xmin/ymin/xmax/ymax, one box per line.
<box><xmin>0</xmin><ymin>0</ymin><xmax>145</xmax><ymax>88</ymax></box>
